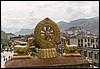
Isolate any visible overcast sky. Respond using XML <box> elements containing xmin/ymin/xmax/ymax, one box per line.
<box><xmin>1</xmin><ymin>1</ymin><xmax>99</xmax><ymax>33</ymax></box>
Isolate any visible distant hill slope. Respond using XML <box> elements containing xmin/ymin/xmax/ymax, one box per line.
<box><xmin>57</xmin><ymin>21</ymin><xmax>69</xmax><ymax>32</ymax></box>
<box><xmin>57</xmin><ymin>16</ymin><xmax>99</xmax><ymax>35</ymax></box>
<box><xmin>4</xmin><ymin>16</ymin><xmax>98</xmax><ymax>36</ymax></box>
<box><xmin>1</xmin><ymin>30</ymin><xmax>15</xmax><ymax>39</ymax></box>
<box><xmin>1</xmin><ymin>30</ymin><xmax>8</xmax><ymax>39</ymax></box>
<box><xmin>14</xmin><ymin>29</ymin><xmax>34</xmax><ymax>36</ymax></box>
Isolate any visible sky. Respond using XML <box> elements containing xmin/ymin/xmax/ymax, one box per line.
<box><xmin>1</xmin><ymin>1</ymin><xmax>99</xmax><ymax>33</ymax></box>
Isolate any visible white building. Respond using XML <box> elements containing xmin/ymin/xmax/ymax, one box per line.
<box><xmin>67</xmin><ymin>36</ymin><xmax>99</xmax><ymax>67</ymax></box>
<box><xmin>68</xmin><ymin>36</ymin><xmax>99</xmax><ymax>48</ymax></box>
<box><xmin>78</xmin><ymin>47</ymin><xmax>99</xmax><ymax>67</ymax></box>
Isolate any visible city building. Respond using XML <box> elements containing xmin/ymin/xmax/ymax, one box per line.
<box><xmin>78</xmin><ymin>47</ymin><xmax>99</xmax><ymax>67</ymax></box>
<box><xmin>67</xmin><ymin>36</ymin><xmax>99</xmax><ymax>67</ymax></box>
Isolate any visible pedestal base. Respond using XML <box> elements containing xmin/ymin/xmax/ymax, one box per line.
<box><xmin>11</xmin><ymin>53</ymin><xmax>31</xmax><ymax>60</ymax></box>
<box><xmin>38</xmin><ymin>48</ymin><xmax>57</xmax><ymax>58</ymax></box>
<box><xmin>62</xmin><ymin>53</ymin><xmax>81</xmax><ymax>57</ymax></box>
<box><xmin>5</xmin><ymin>56</ymin><xmax>90</xmax><ymax>68</ymax></box>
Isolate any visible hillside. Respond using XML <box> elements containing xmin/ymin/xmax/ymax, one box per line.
<box><xmin>1</xmin><ymin>30</ymin><xmax>15</xmax><ymax>39</ymax></box>
<box><xmin>57</xmin><ymin>16</ymin><xmax>99</xmax><ymax>35</ymax></box>
<box><xmin>57</xmin><ymin>21</ymin><xmax>69</xmax><ymax>32</ymax></box>
<box><xmin>1</xmin><ymin>30</ymin><xmax>8</xmax><ymax>39</ymax></box>
<box><xmin>14</xmin><ymin>29</ymin><xmax>34</xmax><ymax>36</ymax></box>
<box><xmin>3</xmin><ymin>16</ymin><xmax>99</xmax><ymax>36</ymax></box>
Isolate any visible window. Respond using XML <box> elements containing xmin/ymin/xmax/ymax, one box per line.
<box><xmin>84</xmin><ymin>51</ymin><xmax>87</xmax><ymax>57</ymax></box>
<box><xmin>88</xmin><ymin>43</ymin><xmax>90</xmax><ymax>47</ymax></box>
<box><xmin>81</xmin><ymin>44</ymin><xmax>83</xmax><ymax>47</ymax></box>
<box><xmin>93</xmin><ymin>45</ymin><xmax>95</xmax><ymax>48</ymax></box>
<box><xmin>81</xmin><ymin>39</ymin><xmax>83</xmax><ymax>42</ymax></box>
<box><xmin>96</xmin><ymin>45</ymin><xmax>99</xmax><ymax>48</ymax></box>
<box><xmin>78</xmin><ymin>39</ymin><xmax>80</xmax><ymax>43</ymax></box>
<box><xmin>91</xmin><ymin>39</ymin><xmax>94</xmax><ymax>43</ymax></box>
<box><xmin>94</xmin><ymin>54</ymin><xmax>98</xmax><ymax>60</ymax></box>
<box><xmin>89</xmin><ymin>52</ymin><xmax>92</xmax><ymax>58</ymax></box>
<box><xmin>85</xmin><ymin>45</ymin><xmax>87</xmax><ymax>47</ymax></box>
<box><xmin>89</xmin><ymin>52</ymin><xmax>90</xmax><ymax>57</ymax></box>
<box><xmin>78</xmin><ymin>44</ymin><xmax>81</xmax><ymax>47</ymax></box>
<box><xmin>96</xmin><ymin>39</ymin><xmax>98</xmax><ymax>42</ymax></box>
<box><xmin>85</xmin><ymin>39</ymin><xmax>87</xmax><ymax>42</ymax></box>
<box><xmin>88</xmin><ymin>39</ymin><xmax>89</xmax><ymax>42</ymax></box>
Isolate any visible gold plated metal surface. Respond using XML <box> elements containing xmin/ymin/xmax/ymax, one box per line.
<box><xmin>34</xmin><ymin>18</ymin><xmax>60</xmax><ymax>58</ymax></box>
<box><xmin>34</xmin><ymin>18</ymin><xmax>60</xmax><ymax>48</ymax></box>
<box><xmin>11</xmin><ymin>37</ymin><xmax>34</xmax><ymax>59</ymax></box>
<box><xmin>61</xmin><ymin>37</ymin><xmax>81</xmax><ymax>57</ymax></box>
<box><xmin>38</xmin><ymin>48</ymin><xmax>57</xmax><ymax>58</ymax></box>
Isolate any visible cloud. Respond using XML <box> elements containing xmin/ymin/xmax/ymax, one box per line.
<box><xmin>1</xmin><ymin>1</ymin><xmax>99</xmax><ymax>33</ymax></box>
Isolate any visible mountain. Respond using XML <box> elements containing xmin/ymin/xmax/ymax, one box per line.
<box><xmin>57</xmin><ymin>21</ymin><xmax>69</xmax><ymax>32</ymax></box>
<box><xmin>12</xmin><ymin>16</ymin><xmax>99</xmax><ymax>36</ymax></box>
<box><xmin>1</xmin><ymin>30</ymin><xmax>8</xmax><ymax>39</ymax></box>
<box><xmin>1</xmin><ymin>30</ymin><xmax>15</xmax><ymax>39</ymax></box>
<box><xmin>14</xmin><ymin>29</ymin><xmax>34</xmax><ymax>36</ymax></box>
<box><xmin>57</xmin><ymin>16</ymin><xmax>99</xmax><ymax>35</ymax></box>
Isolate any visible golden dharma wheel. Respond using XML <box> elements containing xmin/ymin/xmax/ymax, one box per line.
<box><xmin>34</xmin><ymin>18</ymin><xmax>60</xmax><ymax>48</ymax></box>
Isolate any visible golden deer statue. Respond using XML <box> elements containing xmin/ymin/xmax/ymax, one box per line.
<box><xmin>61</xmin><ymin>37</ymin><xmax>81</xmax><ymax>57</ymax></box>
<box><xmin>13</xmin><ymin>37</ymin><xmax>34</xmax><ymax>55</ymax></box>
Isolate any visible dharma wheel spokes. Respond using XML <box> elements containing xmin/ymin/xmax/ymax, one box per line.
<box><xmin>34</xmin><ymin>18</ymin><xmax>60</xmax><ymax>48</ymax></box>
<box><xmin>41</xmin><ymin>26</ymin><xmax>55</xmax><ymax>41</ymax></box>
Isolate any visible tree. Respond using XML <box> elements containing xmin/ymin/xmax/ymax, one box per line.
<box><xmin>31</xmin><ymin>39</ymin><xmax>40</xmax><ymax>48</ymax></box>
<box><xmin>1</xmin><ymin>39</ymin><xmax>12</xmax><ymax>47</ymax></box>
